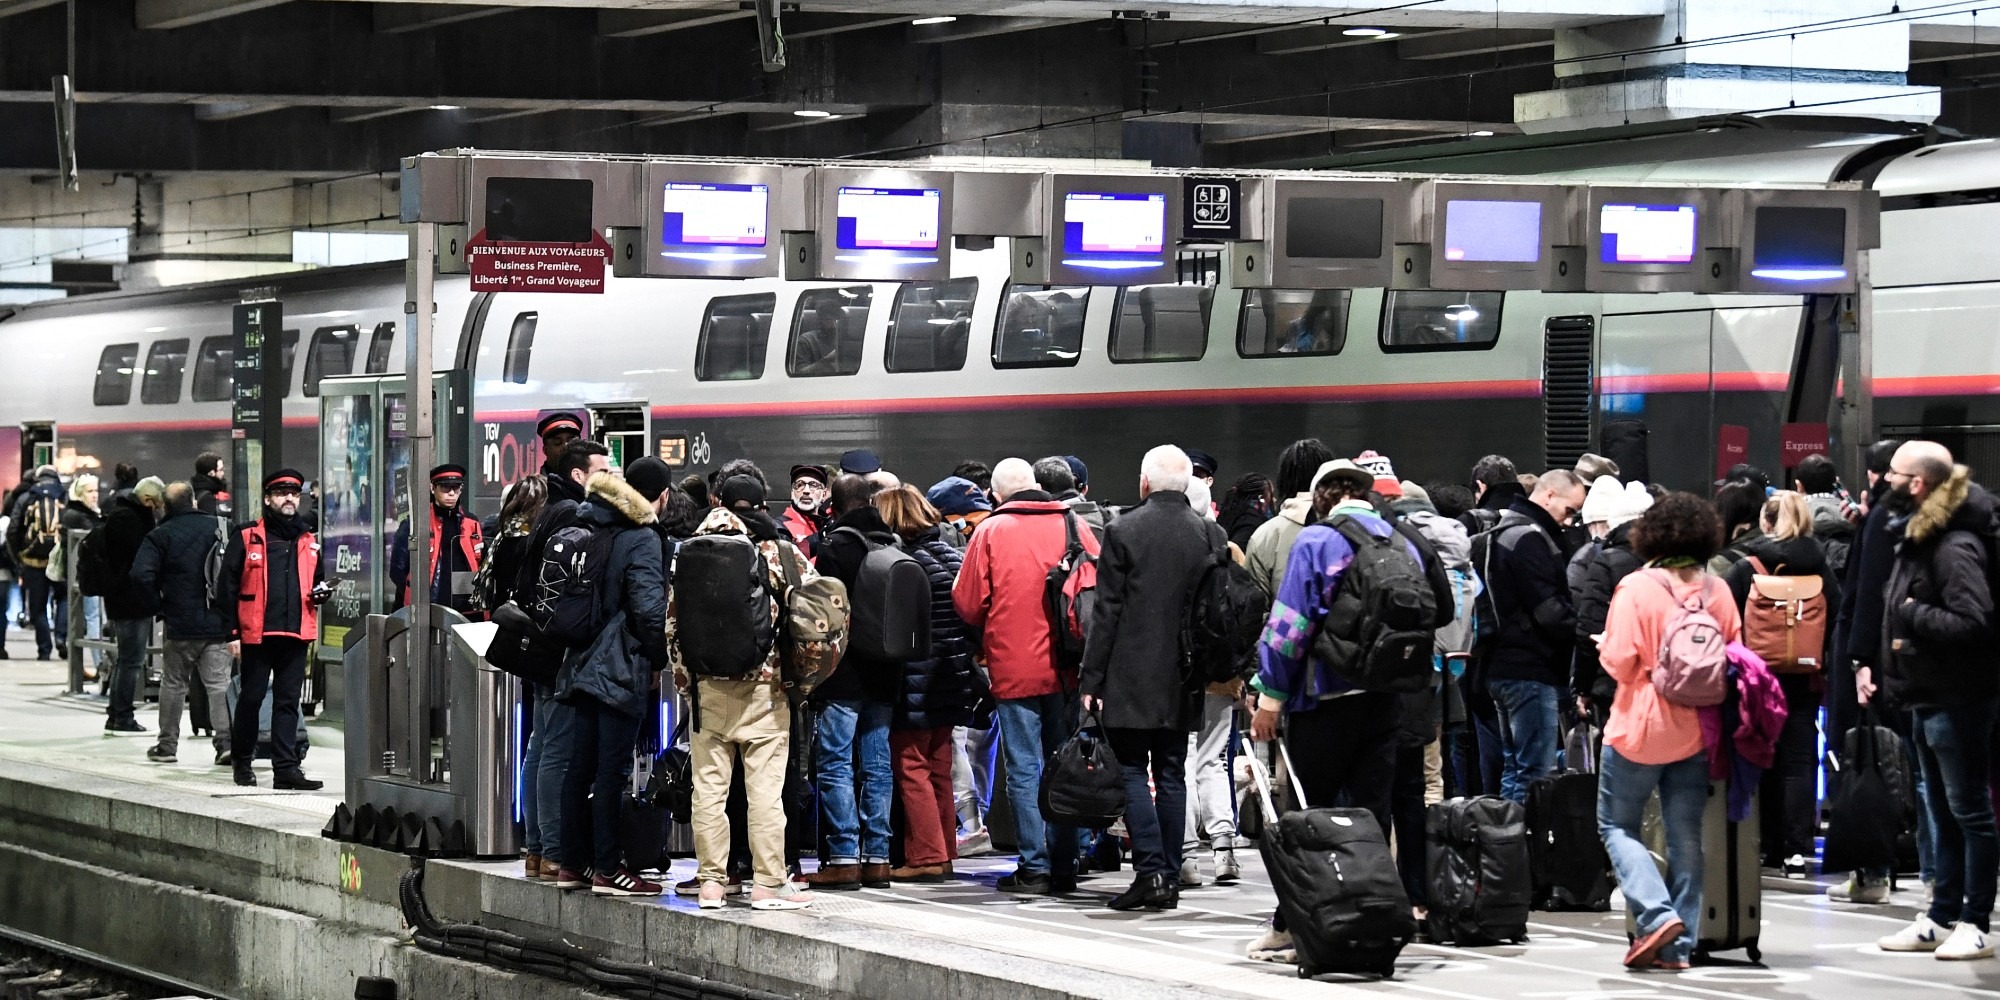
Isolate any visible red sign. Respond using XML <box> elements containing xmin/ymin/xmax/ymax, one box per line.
<box><xmin>1716</xmin><ymin>424</ymin><xmax>1749</xmax><ymax>480</ymax></box>
<box><xmin>465</xmin><ymin>228</ymin><xmax>610</xmax><ymax>294</ymax></box>
<box><xmin>1781</xmin><ymin>423</ymin><xmax>1830</xmax><ymax>467</ymax></box>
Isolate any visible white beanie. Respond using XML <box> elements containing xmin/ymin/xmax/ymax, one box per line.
<box><xmin>1184</xmin><ymin>477</ymin><xmax>1215</xmax><ymax>520</ymax></box>
<box><xmin>1581</xmin><ymin>476</ymin><xmax>1652</xmax><ymax>528</ymax></box>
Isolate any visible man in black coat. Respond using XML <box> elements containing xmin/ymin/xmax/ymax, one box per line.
<box><xmin>130</xmin><ymin>481</ymin><xmax>234</xmax><ymax>766</ymax></box>
<box><xmin>1480</xmin><ymin>469</ymin><xmax>1587</xmax><ymax>806</ymax></box>
<box><xmin>536</xmin><ymin>413</ymin><xmax>586</xmax><ymax>506</ymax></box>
<box><xmin>191</xmin><ymin>452</ymin><xmax>232</xmax><ymax>517</ymax></box>
<box><xmin>1460</xmin><ymin>454</ymin><xmax>1525</xmax><ymax>536</ymax></box>
<box><xmin>1870</xmin><ymin>442</ymin><xmax>2000</xmax><ymax>961</ymax></box>
<box><xmin>1080</xmin><ymin>444</ymin><xmax>1219</xmax><ymax>912</ymax></box>
<box><xmin>1827</xmin><ymin>440</ymin><xmax>1904</xmax><ymax>904</ymax></box>
<box><xmin>98</xmin><ymin>477</ymin><xmax>166</xmax><ymax>735</ymax></box>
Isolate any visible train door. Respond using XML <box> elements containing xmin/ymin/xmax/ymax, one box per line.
<box><xmin>20</xmin><ymin>422</ymin><xmax>54</xmax><ymax>475</ymax></box>
<box><xmin>589</xmin><ymin>404</ymin><xmax>649</xmax><ymax>471</ymax></box>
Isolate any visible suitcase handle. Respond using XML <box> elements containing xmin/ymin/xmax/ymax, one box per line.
<box><xmin>1239</xmin><ymin>732</ymin><xmax>1311</xmax><ymax>822</ymax></box>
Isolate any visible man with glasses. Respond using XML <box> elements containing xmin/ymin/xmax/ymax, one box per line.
<box><xmin>390</xmin><ymin>464</ymin><xmax>484</xmax><ymax>617</ymax></box>
<box><xmin>781</xmin><ymin>464</ymin><xmax>831</xmax><ymax>560</ymax></box>
<box><xmin>1476</xmin><ymin>468</ymin><xmax>1588</xmax><ymax>805</ymax></box>
<box><xmin>217</xmin><ymin>469</ymin><xmax>330</xmax><ymax>789</ymax></box>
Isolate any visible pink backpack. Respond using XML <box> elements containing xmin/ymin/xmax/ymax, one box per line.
<box><xmin>1644</xmin><ymin>569</ymin><xmax>1729</xmax><ymax>707</ymax></box>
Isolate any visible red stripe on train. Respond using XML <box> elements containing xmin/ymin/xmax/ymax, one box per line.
<box><xmin>1599</xmin><ymin>372</ymin><xmax>1791</xmax><ymax>394</ymax></box>
<box><xmin>1875</xmin><ymin>375</ymin><xmax>2000</xmax><ymax>397</ymax></box>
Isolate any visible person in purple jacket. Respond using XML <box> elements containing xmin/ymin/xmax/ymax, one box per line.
<box><xmin>1244</xmin><ymin>457</ymin><xmax>1434</xmax><ymax>964</ymax></box>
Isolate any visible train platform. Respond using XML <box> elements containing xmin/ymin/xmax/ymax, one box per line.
<box><xmin>0</xmin><ymin>633</ymin><xmax>1994</xmax><ymax>1000</ymax></box>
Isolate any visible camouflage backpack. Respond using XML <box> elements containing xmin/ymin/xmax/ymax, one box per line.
<box><xmin>774</xmin><ymin>543</ymin><xmax>849</xmax><ymax>696</ymax></box>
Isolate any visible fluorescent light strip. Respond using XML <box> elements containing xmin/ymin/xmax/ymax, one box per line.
<box><xmin>834</xmin><ymin>254</ymin><xmax>938</xmax><ymax>265</ymax></box>
<box><xmin>1751</xmin><ymin>267</ymin><xmax>1847</xmax><ymax>281</ymax></box>
<box><xmin>660</xmin><ymin>250</ymin><xmax>768</xmax><ymax>262</ymax></box>
<box><xmin>1060</xmin><ymin>259</ymin><xmax>1160</xmax><ymax>270</ymax></box>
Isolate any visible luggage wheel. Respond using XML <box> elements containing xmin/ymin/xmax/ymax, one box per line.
<box><xmin>1745</xmin><ymin>939</ymin><xmax>1761</xmax><ymax>963</ymax></box>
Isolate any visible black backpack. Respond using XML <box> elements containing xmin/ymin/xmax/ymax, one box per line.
<box><xmin>74</xmin><ymin>522</ymin><xmax>116</xmax><ymax>597</ymax></box>
<box><xmin>672</xmin><ymin>532</ymin><xmax>777</xmax><ymax>679</ymax></box>
<box><xmin>834</xmin><ymin>526</ymin><xmax>932</xmax><ymax>662</ymax></box>
<box><xmin>1181</xmin><ymin>522</ymin><xmax>1266</xmax><ymax>686</ymax></box>
<box><xmin>1313</xmin><ymin>515</ymin><xmax>1450</xmax><ymax>695</ymax></box>
<box><xmin>528</xmin><ymin>522</ymin><xmax>621</xmax><ymax>648</ymax></box>
<box><xmin>1043</xmin><ymin>513</ymin><xmax>1097</xmax><ymax>670</ymax></box>
<box><xmin>1038</xmin><ymin>711</ymin><xmax>1126</xmax><ymax>828</ymax></box>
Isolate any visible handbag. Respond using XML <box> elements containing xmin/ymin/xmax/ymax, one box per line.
<box><xmin>1037</xmin><ymin>709</ymin><xmax>1126</xmax><ymax>828</ymax></box>
<box><xmin>653</xmin><ymin>715</ymin><xmax>694</xmax><ymax>825</ymax></box>
<box><xmin>1822</xmin><ymin>706</ymin><xmax>1905</xmax><ymax>875</ymax></box>
<box><xmin>485</xmin><ymin>600</ymin><xmax>564</xmax><ymax>686</ymax></box>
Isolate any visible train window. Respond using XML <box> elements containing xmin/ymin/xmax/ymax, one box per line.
<box><xmin>1380</xmin><ymin>291</ymin><xmax>1504</xmax><ymax>352</ymax></box>
<box><xmin>503</xmin><ymin>312</ymin><xmax>537</xmax><ymax>385</ymax></box>
<box><xmin>695</xmin><ymin>293</ymin><xmax>777</xmax><ymax>381</ymax></box>
<box><xmin>787</xmin><ymin>287</ymin><xmax>873</xmax><ymax>377</ymax></box>
<box><xmin>992</xmin><ymin>285</ymin><xmax>1089</xmax><ymax>369</ymax></box>
<box><xmin>191</xmin><ymin>337</ymin><xmax>233</xmax><ymax>402</ymax></box>
<box><xmin>93</xmin><ymin>343</ymin><xmax>138</xmax><ymax>406</ymax></box>
<box><xmin>303</xmin><ymin>325</ymin><xmax>361</xmax><ymax>397</ymax></box>
<box><xmin>1111</xmin><ymin>285</ymin><xmax>1211</xmax><ymax>363</ymax></box>
<box><xmin>1239</xmin><ymin>289</ymin><xmax>1350</xmax><ymax>358</ymax></box>
<box><xmin>277</xmin><ymin>329</ymin><xmax>300</xmax><ymax>398</ymax></box>
<box><xmin>140</xmin><ymin>338</ymin><xmax>190</xmax><ymax>405</ymax></box>
<box><xmin>885</xmin><ymin>277</ymin><xmax>978</xmax><ymax>373</ymax></box>
<box><xmin>366</xmin><ymin>321</ymin><xmax>396</xmax><ymax>374</ymax></box>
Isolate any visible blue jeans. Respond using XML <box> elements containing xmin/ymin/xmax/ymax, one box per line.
<box><xmin>996</xmin><ymin>692</ymin><xmax>1080</xmax><ymax>877</ymax></box>
<box><xmin>1913</xmin><ymin>700</ymin><xmax>1999</xmax><ymax>932</ymax></box>
<box><xmin>521</xmin><ymin>689</ymin><xmax>543</xmax><ymax>855</ymax></box>
<box><xmin>107</xmin><ymin>617</ymin><xmax>150</xmax><ymax>726</ymax></box>
<box><xmin>1490</xmin><ymin>678</ymin><xmax>1560</xmax><ymax>805</ymax></box>
<box><xmin>559</xmin><ymin>694</ymin><xmax>642</xmax><ymax>874</ymax></box>
<box><xmin>534</xmin><ymin>688</ymin><xmax>574</xmax><ymax>866</ymax></box>
<box><xmin>815</xmin><ymin>698</ymin><xmax>893</xmax><ymax>865</ymax></box>
<box><xmin>1598</xmin><ymin>745</ymin><xmax>1707</xmax><ymax>964</ymax></box>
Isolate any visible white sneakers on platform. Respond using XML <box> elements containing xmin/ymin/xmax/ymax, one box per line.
<box><xmin>1879</xmin><ymin>914</ymin><xmax>1994</xmax><ymax>960</ymax></box>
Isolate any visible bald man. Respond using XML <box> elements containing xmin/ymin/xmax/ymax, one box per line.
<box><xmin>1870</xmin><ymin>441</ymin><xmax>1999</xmax><ymax>961</ymax></box>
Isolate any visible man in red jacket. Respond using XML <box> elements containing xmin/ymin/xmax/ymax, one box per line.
<box><xmin>951</xmin><ymin>457</ymin><xmax>1100</xmax><ymax>895</ymax></box>
<box><xmin>217</xmin><ymin>469</ymin><xmax>328</xmax><ymax>790</ymax></box>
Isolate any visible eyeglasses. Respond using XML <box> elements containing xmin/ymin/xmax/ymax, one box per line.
<box><xmin>1885</xmin><ymin>468</ymin><xmax>1916</xmax><ymax>483</ymax></box>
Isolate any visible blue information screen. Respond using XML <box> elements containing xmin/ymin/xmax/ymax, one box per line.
<box><xmin>836</xmin><ymin>187</ymin><xmax>940</xmax><ymax>251</ymax></box>
<box><xmin>1443</xmin><ymin>199</ymin><xmax>1542</xmax><ymax>264</ymax></box>
<box><xmin>1063</xmin><ymin>192</ymin><xmax>1167</xmax><ymax>255</ymax></box>
<box><xmin>1599</xmin><ymin>203</ymin><xmax>1696</xmax><ymax>264</ymax></box>
<box><xmin>662</xmin><ymin>182</ymin><xmax>768</xmax><ymax>247</ymax></box>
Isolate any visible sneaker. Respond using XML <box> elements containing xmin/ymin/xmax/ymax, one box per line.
<box><xmin>996</xmin><ymin>870</ymin><xmax>1052</xmax><ymax>895</ymax></box>
<box><xmin>555</xmin><ymin>868</ymin><xmax>592</xmax><ymax>890</ymax></box>
<box><xmin>104</xmin><ymin>719</ymin><xmax>147</xmax><ymax>735</ymax></box>
<box><xmin>537</xmin><ymin>858</ymin><xmax>561</xmax><ymax>882</ymax></box>
<box><xmin>697</xmin><ymin>881</ymin><xmax>729</xmax><ymax>909</ymax></box>
<box><xmin>1179</xmin><ymin>856</ymin><xmax>1205</xmax><ymax>887</ymax></box>
<box><xmin>144</xmin><ymin>745</ymin><xmax>176</xmax><ymax>764</ymax></box>
<box><xmin>676</xmin><ymin>874</ymin><xmax>745</xmax><ymax>897</ymax></box>
<box><xmin>1830</xmin><ymin>875</ymin><xmax>1891</xmax><ymax>904</ymax></box>
<box><xmin>957</xmin><ymin>829</ymin><xmax>993</xmax><ymax>857</ymax></box>
<box><xmin>1624</xmin><ymin>917</ymin><xmax>1686</xmax><ymax>969</ymax></box>
<box><xmin>1246</xmin><ymin>925</ymin><xmax>1295</xmax><ymax>963</ymax></box>
<box><xmin>1214</xmin><ymin>848</ymin><xmax>1241</xmax><ymax>885</ymax></box>
<box><xmin>213</xmin><ymin>749</ymin><xmax>233</xmax><ymax>767</ymax></box>
<box><xmin>592</xmin><ymin>867</ymin><xmax>663</xmax><ymax>896</ymax></box>
<box><xmin>1782</xmin><ymin>854</ymin><xmax>1809</xmax><ymax>880</ymax></box>
<box><xmin>1879</xmin><ymin>914</ymin><xmax>1950</xmax><ymax>952</ymax></box>
<box><xmin>1937</xmin><ymin>921</ymin><xmax>1995</xmax><ymax>961</ymax></box>
<box><xmin>750</xmin><ymin>882</ymin><xmax>815</xmax><ymax>911</ymax></box>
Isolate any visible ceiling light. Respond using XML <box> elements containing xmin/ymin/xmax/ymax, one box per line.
<box><xmin>911</xmin><ymin>15</ymin><xmax>957</xmax><ymax>25</ymax></box>
<box><xmin>1342</xmin><ymin>27</ymin><xmax>1390</xmax><ymax>36</ymax></box>
<box><xmin>429</xmin><ymin>104</ymin><xmax>462</xmax><ymax>111</ymax></box>
<box><xmin>792</xmin><ymin>109</ymin><xmax>834</xmax><ymax>118</ymax></box>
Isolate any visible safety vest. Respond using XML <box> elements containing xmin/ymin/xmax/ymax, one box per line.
<box><xmin>401</xmin><ymin>507</ymin><xmax>483</xmax><ymax>606</ymax></box>
<box><xmin>238</xmin><ymin>522</ymin><xmax>319</xmax><ymax>644</ymax></box>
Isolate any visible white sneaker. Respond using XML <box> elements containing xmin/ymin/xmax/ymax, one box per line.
<box><xmin>1936</xmin><ymin>922</ymin><xmax>1995</xmax><ymax>961</ymax></box>
<box><xmin>697</xmin><ymin>881</ymin><xmax>729</xmax><ymax>910</ymax></box>
<box><xmin>1247</xmin><ymin>925</ymin><xmax>1295</xmax><ymax>964</ymax></box>
<box><xmin>1879</xmin><ymin>914</ymin><xmax>1951</xmax><ymax>952</ymax></box>
<box><xmin>1830</xmin><ymin>875</ymin><xmax>1890</xmax><ymax>904</ymax></box>
<box><xmin>1179</xmin><ymin>856</ymin><xmax>1205</xmax><ymax>887</ymax></box>
<box><xmin>1214</xmin><ymin>848</ymin><xmax>1241</xmax><ymax>884</ymax></box>
<box><xmin>957</xmin><ymin>829</ymin><xmax>993</xmax><ymax>857</ymax></box>
<box><xmin>750</xmin><ymin>882</ymin><xmax>815</xmax><ymax>911</ymax></box>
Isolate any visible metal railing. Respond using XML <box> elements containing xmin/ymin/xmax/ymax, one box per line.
<box><xmin>58</xmin><ymin>527</ymin><xmax>162</xmax><ymax>697</ymax></box>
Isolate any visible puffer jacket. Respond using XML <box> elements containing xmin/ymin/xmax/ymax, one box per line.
<box><xmin>1806</xmin><ymin>493</ymin><xmax>1855</xmax><ymax>580</ymax></box>
<box><xmin>1881</xmin><ymin>466</ymin><xmax>1998</xmax><ymax>708</ymax></box>
<box><xmin>896</xmin><ymin>530</ymin><xmax>981</xmax><ymax>731</ymax></box>
<box><xmin>1244</xmin><ymin>492</ymin><xmax>1314</xmax><ymax>598</ymax></box>
<box><xmin>815</xmin><ymin>505</ymin><xmax>905</xmax><ymax>704</ymax></box>
<box><xmin>128</xmin><ymin>496</ymin><xmax>230</xmax><ymax>640</ymax></box>
<box><xmin>557</xmin><ymin>472</ymin><xmax>667</xmax><ymax>719</ymax></box>
<box><xmin>1573</xmin><ymin>521</ymin><xmax>1642</xmax><ymax>704</ymax></box>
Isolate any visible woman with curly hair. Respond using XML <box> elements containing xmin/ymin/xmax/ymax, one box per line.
<box><xmin>1596</xmin><ymin>492</ymin><xmax>1742</xmax><ymax>971</ymax></box>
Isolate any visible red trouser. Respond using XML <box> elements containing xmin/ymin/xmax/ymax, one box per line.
<box><xmin>892</xmin><ymin>726</ymin><xmax>959</xmax><ymax>867</ymax></box>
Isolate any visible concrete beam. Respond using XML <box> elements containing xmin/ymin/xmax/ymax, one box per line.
<box><xmin>1397</xmin><ymin>27</ymin><xmax>1553</xmax><ymax>61</ymax></box>
<box><xmin>194</xmin><ymin>100</ymin><xmax>291</xmax><ymax>121</ymax></box>
<box><xmin>0</xmin><ymin>0</ymin><xmax>64</xmax><ymax>19</ymax></box>
<box><xmin>1256</xmin><ymin>25</ymin><xmax>1413</xmax><ymax>57</ymax></box>
<box><xmin>786</xmin><ymin>13</ymin><xmax>908</xmax><ymax>40</ymax></box>
<box><xmin>373</xmin><ymin>3</ymin><xmax>509</xmax><ymax>34</ymax></box>
<box><xmin>910</xmin><ymin>16</ymin><xmax>1075</xmax><ymax>43</ymax></box>
<box><xmin>597</xmin><ymin>7</ymin><xmax>753</xmax><ymax>38</ymax></box>
<box><xmin>134</xmin><ymin>0</ymin><xmax>291</xmax><ymax>30</ymax></box>
<box><xmin>328</xmin><ymin>105</ymin><xmax>430</xmax><ymax>123</ymax></box>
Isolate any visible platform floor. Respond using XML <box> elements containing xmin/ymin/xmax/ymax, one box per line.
<box><xmin>2</xmin><ymin>629</ymin><xmax>1996</xmax><ymax>1000</ymax></box>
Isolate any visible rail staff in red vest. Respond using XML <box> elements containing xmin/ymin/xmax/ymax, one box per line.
<box><xmin>218</xmin><ymin>468</ymin><xmax>329</xmax><ymax>790</ymax></box>
<box><xmin>390</xmin><ymin>464</ymin><xmax>483</xmax><ymax>616</ymax></box>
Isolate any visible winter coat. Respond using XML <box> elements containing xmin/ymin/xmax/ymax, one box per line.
<box><xmin>1222</xmin><ymin>505</ymin><xmax>1270</xmax><ymax>552</ymax></box>
<box><xmin>952</xmin><ymin>492</ymin><xmax>1101</xmax><ymax>701</ymax></box>
<box><xmin>1055</xmin><ymin>491</ymin><xmax>1108</xmax><ymax>544</ymax></box>
<box><xmin>1459</xmin><ymin>482</ymin><xmax>1526</xmax><ymax>537</ymax></box>
<box><xmin>1480</xmin><ymin>497</ymin><xmax>1577</xmax><ymax>688</ymax></box>
<box><xmin>95</xmin><ymin>493</ymin><xmax>157</xmax><ymax>620</ymax></box>
<box><xmin>389</xmin><ymin>504</ymin><xmax>482</xmax><ymax>614</ymax></box>
<box><xmin>542</xmin><ymin>462</ymin><xmax>587</xmax><ymax>508</ymax></box>
<box><xmin>129</xmin><ymin>499</ymin><xmax>230</xmax><ymax>640</ymax></box>
<box><xmin>557</xmin><ymin>472</ymin><xmax>667</xmax><ymax>719</ymax></box>
<box><xmin>1572</xmin><ymin>521</ymin><xmax>1642</xmax><ymax>704</ymax></box>
<box><xmin>1080</xmin><ymin>490</ymin><xmax>1218</xmax><ymax>731</ymax></box>
<box><xmin>1837</xmin><ymin>494</ymin><xmax>1898</xmax><ymax>670</ymax></box>
<box><xmin>1724</xmin><ymin>533</ymin><xmax>1843</xmax><ymax>631</ymax></box>
<box><xmin>192</xmin><ymin>472</ymin><xmax>232</xmax><ymax>518</ymax></box>
<box><xmin>896</xmin><ymin>531</ymin><xmax>981</xmax><ymax>731</ymax></box>
<box><xmin>1256</xmin><ymin>501</ymin><xmax>1427</xmax><ymax>713</ymax></box>
<box><xmin>1404</xmin><ymin>509</ymin><xmax>1479</xmax><ymax>658</ymax></box>
<box><xmin>1708</xmin><ymin>528</ymin><xmax>1768</xmax><ymax>577</ymax></box>
<box><xmin>1806</xmin><ymin>493</ymin><xmax>1856</xmax><ymax>580</ymax></box>
<box><xmin>815</xmin><ymin>506</ymin><xmax>905</xmax><ymax>704</ymax></box>
<box><xmin>1881</xmin><ymin>466</ymin><xmax>1999</xmax><ymax>708</ymax></box>
<box><xmin>1245</xmin><ymin>493</ymin><xmax>1314</xmax><ymax>598</ymax></box>
<box><xmin>781</xmin><ymin>504</ymin><xmax>827</xmax><ymax>560</ymax></box>
<box><xmin>60</xmin><ymin>500</ymin><xmax>101</xmax><ymax>536</ymax></box>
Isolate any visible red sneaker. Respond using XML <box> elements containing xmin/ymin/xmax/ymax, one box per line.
<box><xmin>554</xmin><ymin>868</ymin><xmax>592</xmax><ymax>890</ymax></box>
<box><xmin>1624</xmin><ymin>918</ymin><xmax>1686</xmax><ymax>970</ymax></box>
<box><xmin>592</xmin><ymin>867</ymin><xmax>664</xmax><ymax>896</ymax></box>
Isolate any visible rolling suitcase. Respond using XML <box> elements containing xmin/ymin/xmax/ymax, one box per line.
<box><xmin>1527</xmin><ymin>723</ymin><xmax>1613</xmax><ymax>911</ymax></box>
<box><xmin>1426</xmin><ymin>796</ymin><xmax>1533</xmax><ymax>945</ymax></box>
<box><xmin>1243</xmin><ymin>734</ymin><xmax>1415</xmax><ymax>980</ymax></box>
<box><xmin>620</xmin><ymin>696</ymin><xmax>671</xmax><ymax>875</ymax></box>
<box><xmin>1627</xmin><ymin>780</ymin><xmax>1761</xmax><ymax>962</ymax></box>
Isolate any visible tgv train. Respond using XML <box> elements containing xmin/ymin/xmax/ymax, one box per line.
<box><xmin>1</xmin><ymin>116</ymin><xmax>1994</xmax><ymax>508</ymax></box>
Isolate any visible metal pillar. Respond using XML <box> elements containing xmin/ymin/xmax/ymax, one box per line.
<box><xmin>404</xmin><ymin>222</ymin><xmax>436</xmax><ymax>775</ymax></box>
<box><xmin>1837</xmin><ymin>251</ymin><xmax>1875</xmax><ymax>486</ymax></box>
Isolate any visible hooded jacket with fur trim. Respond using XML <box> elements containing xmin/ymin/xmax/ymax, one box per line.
<box><xmin>558</xmin><ymin>472</ymin><xmax>667</xmax><ymax>717</ymax></box>
<box><xmin>1882</xmin><ymin>465</ymin><xmax>1999</xmax><ymax>708</ymax></box>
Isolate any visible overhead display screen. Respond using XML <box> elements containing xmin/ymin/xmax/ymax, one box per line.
<box><xmin>1599</xmin><ymin>203</ymin><xmax>1696</xmax><ymax>264</ymax></box>
<box><xmin>484</xmin><ymin>176</ymin><xmax>594</xmax><ymax>243</ymax></box>
<box><xmin>1063</xmin><ymin>192</ymin><xmax>1168</xmax><ymax>255</ymax></box>
<box><xmin>836</xmin><ymin>187</ymin><xmax>940</xmax><ymax>251</ymax></box>
<box><xmin>661</xmin><ymin>182</ymin><xmax>768</xmax><ymax>247</ymax></box>
<box><xmin>1286</xmin><ymin>197</ymin><xmax>1384</xmax><ymax>259</ymax></box>
<box><xmin>1754</xmin><ymin>205</ymin><xmax>1846</xmax><ymax>268</ymax></box>
<box><xmin>1443</xmin><ymin>199</ymin><xmax>1542</xmax><ymax>263</ymax></box>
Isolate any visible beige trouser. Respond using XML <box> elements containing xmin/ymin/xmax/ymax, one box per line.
<box><xmin>691</xmin><ymin>678</ymin><xmax>791</xmax><ymax>889</ymax></box>
<box><xmin>1424</xmin><ymin>740</ymin><xmax>1444</xmax><ymax>805</ymax></box>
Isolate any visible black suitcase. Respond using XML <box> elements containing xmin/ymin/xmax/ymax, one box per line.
<box><xmin>619</xmin><ymin>698</ymin><xmax>672</xmax><ymax>875</ymax></box>
<box><xmin>1527</xmin><ymin>772</ymin><xmax>1614</xmax><ymax>910</ymax></box>
<box><xmin>1837</xmin><ymin>717</ymin><xmax>1921</xmax><ymax>880</ymax></box>
<box><xmin>1426</xmin><ymin>796</ymin><xmax>1533</xmax><ymax>945</ymax></box>
<box><xmin>1244</xmin><ymin>735</ymin><xmax>1414</xmax><ymax>980</ymax></box>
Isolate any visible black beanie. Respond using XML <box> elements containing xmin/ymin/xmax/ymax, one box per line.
<box><xmin>625</xmin><ymin>456</ymin><xmax>673</xmax><ymax>503</ymax></box>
